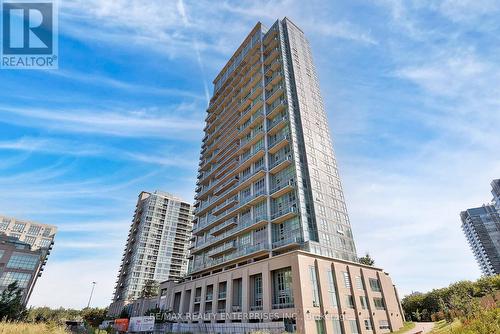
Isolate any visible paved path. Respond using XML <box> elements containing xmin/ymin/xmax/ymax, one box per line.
<box><xmin>407</xmin><ymin>322</ymin><xmax>435</xmax><ymax>334</ymax></box>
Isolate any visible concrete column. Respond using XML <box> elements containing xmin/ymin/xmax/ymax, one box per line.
<box><xmin>225</xmin><ymin>273</ymin><xmax>233</xmax><ymax>321</ymax></box>
<box><xmin>212</xmin><ymin>277</ymin><xmax>219</xmax><ymax>323</ymax></box>
<box><xmin>241</xmin><ymin>268</ymin><xmax>250</xmax><ymax>319</ymax></box>
<box><xmin>262</xmin><ymin>261</ymin><xmax>272</xmax><ymax>314</ymax></box>
<box><xmin>199</xmin><ymin>284</ymin><xmax>207</xmax><ymax>315</ymax></box>
<box><xmin>188</xmin><ymin>287</ymin><xmax>196</xmax><ymax>323</ymax></box>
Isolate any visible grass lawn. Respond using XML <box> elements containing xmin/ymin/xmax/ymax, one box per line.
<box><xmin>0</xmin><ymin>322</ymin><xmax>68</xmax><ymax>333</ymax></box>
<box><xmin>391</xmin><ymin>322</ymin><xmax>416</xmax><ymax>333</ymax></box>
<box><xmin>430</xmin><ymin>319</ymin><xmax>462</xmax><ymax>333</ymax></box>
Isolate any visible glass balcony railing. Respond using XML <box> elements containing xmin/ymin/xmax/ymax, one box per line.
<box><xmin>271</xmin><ymin>204</ymin><xmax>298</xmax><ymax>221</ymax></box>
<box><xmin>269</xmin><ymin>132</ymin><xmax>290</xmax><ymax>150</ymax></box>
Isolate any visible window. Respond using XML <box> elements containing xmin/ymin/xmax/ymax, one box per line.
<box><xmin>374</xmin><ymin>297</ymin><xmax>385</xmax><ymax>310</ymax></box>
<box><xmin>355</xmin><ymin>276</ymin><xmax>363</xmax><ymax>290</ymax></box>
<box><xmin>327</xmin><ymin>270</ymin><xmax>338</xmax><ymax>307</ymax></box>
<box><xmin>342</xmin><ymin>272</ymin><xmax>351</xmax><ymax>289</ymax></box>
<box><xmin>346</xmin><ymin>295</ymin><xmax>354</xmax><ymax>308</ymax></box>
<box><xmin>369</xmin><ymin>278</ymin><xmax>381</xmax><ymax>292</ymax></box>
<box><xmin>0</xmin><ymin>250</ymin><xmax>4</xmax><ymax>259</ymax></box>
<box><xmin>40</xmin><ymin>239</ymin><xmax>52</xmax><ymax>248</ymax></box>
<box><xmin>0</xmin><ymin>221</ymin><xmax>8</xmax><ymax>230</ymax></box>
<box><xmin>272</xmin><ymin>267</ymin><xmax>293</xmax><ymax>309</ymax></box>
<box><xmin>349</xmin><ymin>320</ymin><xmax>359</xmax><ymax>334</ymax></box>
<box><xmin>12</xmin><ymin>223</ymin><xmax>25</xmax><ymax>232</ymax></box>
<box><xmin>379</xmin><ymin>320</ymin><xmax>390</xmax><ymax>330</ymax></box>
<box><xmin>359</xmin><ymin>295</ymin><xmax>368</xmax><ymax>309</ymax></box>
<box><xmin>332</xmin><ymin>319</ymin><xmax>342</xmax><ymax>334</ymax></box>
<box><xmin>309</xmin><ymin>266</ymin><xmax>320</xmax><ymax>307</ymax></box>
<box><xmin>364</xmin><ymin>319</ymin><xmax>373</xmax><ymax>330</ymax></box>
<box><xmin>0</xmin><ymin>272</ymin><xmax>31</xmax><ymax>288</ymax></box>
<box><xmin>250</xmin><ymin>274</ymin><xmax>262</xmax><ymax>310</ymax></box>
<box><xmin>27</xmin><ymin>225</ymin><xmax>42</xmax><ymax>235</ymax></box>
<box><xmin>239</xmin><ymin>232</ymin><xmax>252</xmax><ymax>246</ymax></box>
<box><xmin>23</xmin><ymin>236</ymin><xmax>36</xmax><ymax>245</ymax></box>
<box><xmin>315</xmin><ymin>319</ymin><xmax>325</xmax><ymax>334</ymax></box>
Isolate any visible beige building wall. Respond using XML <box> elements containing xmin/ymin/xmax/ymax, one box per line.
<box><xmin>157</xmin><ymin>251</ymin><xmax>403</xmax><ymax>334</ymax></box>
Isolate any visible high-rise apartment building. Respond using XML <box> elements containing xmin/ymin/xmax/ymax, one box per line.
<box><xmin>154</xmin><ymin>19</ymin><xmax>404</xmax><ymax>334</ymax></box>
<box><xmin>0</xmin><ymin>215</ymin><xmax>57</xmax><ymax>305</ymax></box>
<box><xmin>461</xmin><ymin>179</ymin><xmax>500</xmax><ymax>276</ymax></box>
<box><xmin>190</xmin><ymin>17</ymin><xmax>356</xmax><ymax>277</ymax></box>
<box><xmin>109</xmin><ymin>191</ymin><xmax>193</xmax><ymax>316</ymax></box>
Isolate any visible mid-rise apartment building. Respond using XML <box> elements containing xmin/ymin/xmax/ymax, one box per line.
<box><xmin>153</xmin><ymin>18</ymin><xmax>404</xmax><ymax>334</ymax></box>
<box><xmin>461</xmin><ymin>179</ymin><xmax>500</xmax><ymax>276</ymax></box>
<box><xmin>0</xmin><ymin>234</ymin><xmax>46</xmax><ymax>305</ymax></box>
<box><xmin>0</xmin><ymin>215</ymin><xmax>57</xmax><ymax>305</ymax></box>
<box><xmin>109</xmin><ymin>191</ymin><xmax>194</xmax><ymax>316</ymax></box>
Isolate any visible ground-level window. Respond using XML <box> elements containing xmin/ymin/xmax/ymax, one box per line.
<box><xmin>379</xmin><ymin>320</ymin><xmax>390</xmax><ymax>330</ymax></box>
<box><xmin>315</xmin><ymin>319</ymin><xmax>325</xmax><ymax>334</ymax></box>
<box><xmin>349</xmin><ymin>320</ymin><xmax>359</xmax><ymax>334</ymax></box>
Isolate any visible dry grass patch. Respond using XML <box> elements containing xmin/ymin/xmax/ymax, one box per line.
<box><xmin>0</xmin><ymin>322</ymin><xmax>68</xmax><ymax>334</ymax></box>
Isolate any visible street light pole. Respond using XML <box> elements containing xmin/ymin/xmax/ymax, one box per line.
<box><xmin>87</xmin><ymin>281</ymin><xmax>96</xmax><ymax>308</ymax></box>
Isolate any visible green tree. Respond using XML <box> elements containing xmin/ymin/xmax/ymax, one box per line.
<box><xmin>359</xmin><ymin>253</ymin><xmax>375</xmax><ymax>266</ymax></box>
<box><xmin>119</xmin><ymin>307</ymin><xmax>130</xmax><ymax>319</ymax></box>
<box><xmin>81</xmin><ymin>307</ymin><xmax>108</xmax><ymax>328</ymax></box>
<box><xmin>0</xmin><ymin>281</ymin><xmax>27</xmax><ymax>320</ymax></box>
<box><xmin>140</xmin><ymin>280</ymin><xmax>159</xmax><ymax>298</ymax></box>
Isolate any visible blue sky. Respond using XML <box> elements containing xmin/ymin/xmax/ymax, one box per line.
<box><xmin>1</xmin><ymin>0</ymin><xmax>499</xmax><ymax>308</ymax></box>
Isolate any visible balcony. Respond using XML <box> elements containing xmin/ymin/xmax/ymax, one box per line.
<box><xmin>213</xmin><ymin>176</ymin><xmax>239</xmax><ymax>196</ymax></box>
<box><xmin>212</xmin><ymin>195</ymin><xmax>238</xmax><ymax>215</ymax></box>
<box><xmin>264</xmin><ymin>35</ymin><xmax>279</xmax><ymax>50</ymax></box>
<box><xmin>265</xmin><ymin>83</ymin><xmax>285</xmax><ymax>106</ymax></box>
<box><xmin>234</xmin><ymin>165</ymin><xmax>267</xmax><ymax>192</ymax></box>
<box><xmin>269</xmin><ymin>154</ymin><xmax>293</xmax><ymax>174</ymax></box>
<box><xmin>239</xmin><ymin>96</ymin><xmax>264</xmax><ymax>125</ymax></box>
<box><xmin>239</xmin><ymin>109</ymin><xmax>264</xmax><ymax>138</ymax></box>
<box><xmin>264</xmin><ymin>47</ymin><xmax>280</xmax><ymax>65</ymax></box>
<box><xmin>272</xmin><ymin>235</ymin><xmax>303</xmax><ymax>250</ymax></box>
<box><xmin>211</xmin><ymin>217</ymin><xmax>238</xmax><ymax>236</ymax></box>
<box><xmin>268</xmin><ymin>132</ymin><xmax>290</xmax><ymax>154</ymax></box>
<box><xmin>237</xmin><ymin>146</ymin><xmax>265</xmax><ymax>172</ymax></box>
<box><xmin>268</xmin><ymin>114</ymin><xmax>288</xmax><ymax>136</ymax></box>
<box><xmin>270</xmin><ymin>179</ymin><xmax>295</xmax><ymax>198</ymax></box>
<box><xmin>264</xmin><ymin>57</ymin><xmax>281</xmax><ymax>75</ymax></box>
<box><xmin>239</xmin><ymin>128</ymin><xmax>264</xmax><ymax>153</ymax></box>
<box><xmin>266</xmin><ymin>98</ymin><xmax>287</xmax><ymax>120</ymax></box>
<box><xmin>208</xmin><ymin>241</ymin><xmax>237</xmax><ymax>257</ymax></box>
<box><xmin>264</xmin><ymin>70</ymin><xmax>283</xmax><ymax>89</ymax></box>
<box><xmin>271</xmin><ymin>205</ymin><xmax>298</xmax><ymax>224</ymax></box>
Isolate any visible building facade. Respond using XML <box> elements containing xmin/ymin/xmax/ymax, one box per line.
<box><xmin>0</xmin><ymin>234</ymin><xmax>46</xmax><ymax>305</ymax></box>
<box><xmin>461</xmin><ymin>180</ymin><xmax>500</xmax><ymax>276</ymax></box>
<box><xmin>190</xmin><ymin>17</ymin><xmax>356</xmax><ymax>279</ymax></box>
<box><xmin>156</xmin><ymin>251</ymin><xmax>404</xmax><ymax>334</ymax></box>
<box><xmin>109</xmin><ymin>191</ymin><xmax>194</xmax><ymax>316</ymax></box>
<box><xmin>0</xmin><ymin>215</ymin><xmax>57</xmax><ymax>253</ymax></box>
<box><xmin>146</xmin><ymin>18</ymin><xmax>405</xmax><ymax>334</ymax></box>
<box><xmin>0</xmin><ymin>215</ymin><xmax>56</xmax><ymax>305</ymax></box>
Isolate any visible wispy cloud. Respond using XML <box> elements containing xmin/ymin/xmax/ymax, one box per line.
<box><xmin>0</xmin><ymin>105</ymin><xmax>204</xmax><ymax>139</ymax></box>
<box><xmin>51</xmin><ymin>69</ymin><xmax>206</xmax><ymax>100</ymax></box>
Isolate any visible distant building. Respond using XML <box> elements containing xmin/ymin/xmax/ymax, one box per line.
<box><xmin>0</xmin><ymin>233</ymin><xmax>47</xmax><ymax>305</ymax></box>
<box><xmin>461</xmin><ymin>180</ymin><xmax>500</xmax><ymax>276</ymax></box>
<box><xmin>0</xmin><ymin>215</ymin><xmax>57</xmax><ymax>253</ymax></box>
<box><xmin>0</xmin><ymin>216</ymin><xmax>56</xmax><ymax>305</ymax></box>
<box><xmin>109</xmin><ymin>191</ymin><xmax>193</xmax><ymax>316</ymax></box>
<box><xmin>491</xmin><ymin>179</ymin><xmax>500</xmax><ymax>210</ymax></box>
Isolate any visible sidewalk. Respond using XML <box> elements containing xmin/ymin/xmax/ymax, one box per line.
<box><xmin>407</xmin><ymin>322</ymin><xmax>435</xmax><ymax>334</ymax></box>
